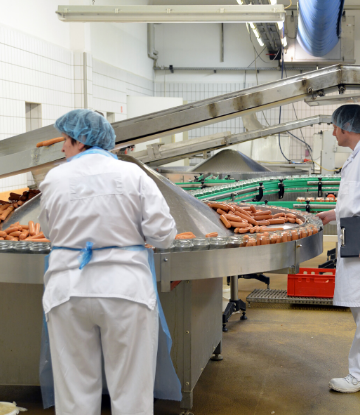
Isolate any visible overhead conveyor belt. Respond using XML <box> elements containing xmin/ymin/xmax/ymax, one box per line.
<box><xmin>1</xmin><ymin>65</ymin><xmax>359</xmax><ymax>182</ymax></box>
<box><xmin>111</xmin><ymin>65</ymin><xmax>360</xmax><ymax>147</ymax></box>
<box><xmin>131</xmin><ymin>115</ymin><xmax>332</xmax><ymax>166</ymax></box>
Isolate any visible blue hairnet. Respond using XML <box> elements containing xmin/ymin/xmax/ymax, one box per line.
<box><xmin>55</xmin><ymin>109</ymin><xmax>116</xmax><ymax>150</ymax></box>
<box><xmin>331</xmin><ymin>105</ymin><xmax>360</xmax><ymax>134</ymax></box>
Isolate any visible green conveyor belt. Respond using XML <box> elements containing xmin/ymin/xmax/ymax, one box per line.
<box><xmin>178</xmin><ymin>175</ymin><xmax>341</xmax><ymax>213</ymax></box>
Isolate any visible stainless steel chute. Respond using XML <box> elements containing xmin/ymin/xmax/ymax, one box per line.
<box><xmin>190</xmin><ymin>149</ymin><xmax>271</xmax><ymax>173</ymax></box>
<box><xmin>117</xmin><ymin>154</ymin><xmax>233</xmax><ymax>237</ymax></box>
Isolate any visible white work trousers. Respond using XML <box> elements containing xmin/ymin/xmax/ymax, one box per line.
<box><xmin>47</xmin><ymin>297</ymin><xmax>159</xmax><ymax>415</ymax></box>
<box><xmin>349</xmin><ymin>307</ymin><xmax>360</xmax><ymax>381</ymax></box>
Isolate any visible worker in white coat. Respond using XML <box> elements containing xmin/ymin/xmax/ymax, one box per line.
<box><xmin>38</xmin><ymin>109</ymin><xmax>179</xmax><ymax>414</ymax></box>
<box><xmin>317</xmin><ymin>104</ymin><xmax>360</xmax><ymax>393</ymax></box>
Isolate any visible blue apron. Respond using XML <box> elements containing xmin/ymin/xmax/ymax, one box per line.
<box><xmin>39</xmin><ymin>148</ymin><xmax>182</xmax><ymax>408</ymax></box>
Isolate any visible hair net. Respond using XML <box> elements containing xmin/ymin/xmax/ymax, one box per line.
<box><xmin>331</xmin><ymin>105</ymin><xmax>360</xmax><ymax>134</ymax></box>
<box><xmin>55</xmin><ymin>109</ymin><xmax>116</xmax><ymax>150</ymax></box>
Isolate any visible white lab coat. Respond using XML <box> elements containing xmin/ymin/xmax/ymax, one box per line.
<box><xmin>38</xmin><ymin>153</ymin><xmax>177</xmax><ymax>415</ymax></box>
<box><xmin>334</xmin><ymin>140</ymin><xmax>360</xmax><ymax>307</ymax></box>
<box><xmin>38</xmin><ymin>153</ymin><xmax>177</xmax><ymax>314</ymax></box>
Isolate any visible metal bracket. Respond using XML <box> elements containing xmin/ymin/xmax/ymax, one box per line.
<box><xmin>318</xmin><ymin>177</ymin><xmax>323</xmax><ymax>197</ymax></box>
<box><xmin>160</xmin><ymin>253</ymin><xmax>171</xmax><ymax>292</ymax></box>
<box><xmin>305</xmin><ymin>200</ymin><xmax>311</xmax><ymax>213</ymax></box>
<box><xmin>146</xmin><ymin>143</ymin><xmax>163</xmax><ymax>161</ymax></box>
<box><xmin>340</xmin><ymin>228</ymin><xmax>345</xmax><ymax>247</ymax></box>
<box><xmin>278</xmin><ymin>179</ymin><xmax>284</xmax><ymax>199</ymax></box>
<box><xmin>291</xmin><ymin>241</ymin><xmax>302</xmax><ymax>274</ymax></box>
<box><xmin>253</xmin><ymin>182</ymin><xmax>263</xmax><ymax>202</ymax></box>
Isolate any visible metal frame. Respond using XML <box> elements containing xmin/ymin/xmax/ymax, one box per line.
<box><xmin>111</xmin><ymin>65</ymin><xmax>360</xmax><ymax>146</ymax></box>
<box><xmin>132</xmin><ymin>115</ymin><xmax>331</xmax><ymax>165</ymax></box>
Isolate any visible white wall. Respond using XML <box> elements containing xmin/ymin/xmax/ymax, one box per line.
<box><xmin>0</xmin><ymin>0</ymin><xmax>154</xmax><ymax>192</ymax></box>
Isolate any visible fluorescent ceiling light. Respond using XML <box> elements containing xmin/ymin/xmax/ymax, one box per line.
<box><xmin>56</xmin><ymin>5</ymin><xmax>285</xmax><ymax>24</ymax></box>
<box><xmin>277</xmin><ymin>21</ymin><xmax>283</xmax><ymax>30</ymax></box>
<box><xmin>281</xmin><ymin>36</ymin><xmax>287</xmax><ymax>47</ymax></box>
<box><xmin>257</xmin><ymin>37</ymin><xmax>264</xmax><ymax>46</ymax></box>
<box><xmin>237</xmin><ymin>0</ymin><xmax>244</xmax><ymax>4</ymax></box>
<box><xmin>269</xmin><ymin>0</ymin><xmax>277</xmax><ymax>4</ymax></box>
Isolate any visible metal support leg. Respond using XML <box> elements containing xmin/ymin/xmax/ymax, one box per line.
<box><xmin>211</xmin><ymin>340</ymin><xmax>223</xmax><ymax>361</ymax></box>
<box><xmin>180</xmin><ymin>391</ymin><xmax>194</xmax><ymax>414</ymax></box>
<box><xmin>222</xmin><ymin>276</ymin><xmax>247</xmax><ymax>332</ymax></box>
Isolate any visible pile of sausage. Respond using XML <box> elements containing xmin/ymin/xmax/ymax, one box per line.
<box><xmin>0</xmin><ymin>221</ymin><xmax>50</xmax><ymax>242</ymax></box>
<box><xmin>0</xmin><ymin>189</ymin><xmax>41</xmax><ymax>223</ymax></box>
<box><xmin>207</xmin><ymin>202</ymin><xmax>306</xmax><ymax>234</ymax></box>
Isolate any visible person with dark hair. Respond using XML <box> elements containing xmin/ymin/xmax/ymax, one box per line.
<box><xmin>317</xmin><ymin>105</ymin><xmax>360</xmax><ymax>393</ymax></box>
<box><xmin>38</xmin><ymin>109</ymin><xmax>179</xmax><ymax>414</ymax></box>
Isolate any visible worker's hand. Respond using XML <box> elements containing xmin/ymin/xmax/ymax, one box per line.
<box><xmin>316</xmin><ymin>210</ymin><xmax>336</xmax><ymax>226</ymax></box>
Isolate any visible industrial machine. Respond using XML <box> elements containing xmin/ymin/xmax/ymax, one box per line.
<box><xmin>1</xmin><ymin>64</ymin><xmax>355</xmax><ymax>414</ymax></box>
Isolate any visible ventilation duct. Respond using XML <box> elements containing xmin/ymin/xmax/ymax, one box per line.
<box><xmin>297</xmin><ymin>0</ymin><xmax>345</xmax><ymax>57</ymax></box>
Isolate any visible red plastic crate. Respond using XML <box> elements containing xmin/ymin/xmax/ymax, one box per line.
<box><xmin>287</xmin><ymin>268</ymin><xmax>335</xmax><ymax>298</ymax></box>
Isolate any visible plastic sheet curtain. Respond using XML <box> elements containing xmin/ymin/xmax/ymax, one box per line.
<box><xmin>297</xmin><ymin>0</ymin><xmax>345</xmax><ymax>57</ymax></box>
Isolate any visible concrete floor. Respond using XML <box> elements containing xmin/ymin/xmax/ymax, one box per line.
<box><xmin>8</xmin><ymin>242</ymin><xmax>360</xmax><ymax>414</ymax></box>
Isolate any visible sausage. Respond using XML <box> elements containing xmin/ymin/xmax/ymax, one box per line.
<box><xmin>236</xmin><ymin>208</ymin><xmax>252</xmax><ymax>218</ymax></box>
<box><xmin>217</xmin><ymin>208</ymin><xmax>227</xmax><ymax>215</ymax></box>
<box><xmin>255</xmin><ymin>220</ymin><xmax>270</xmax><ymax>226</ymax></box>
<box><xmin>220</xmin><ymin>215</ymin><xmax>231</xmax><ymax>229</ymax></box>
<box><xmin>34</xmin><ymin>223</ymin><xmax>41</xmax><ymax>235</ymax></box>
<box><xmin>250</xmin><ymin>205</ymin><xmax>256</xmax><ymax>213</ymax></box>
<box><xmin>10</xmin><ymin>222</ymin><xmax>20</xmax><ymax>227</ymax></box>
<box><xmin>19</xmin><ymin>230</ymin><xmax>30</xmax><ymax>240</ymax></box>
<box><xmin>273</xmin><ymin>212</ymin><xmax>285</xmax><ymax>218</ymax></box>
<box><xmin>237</xmin><ymin>227</ymin><xmax>251</xmax><ymax>234</ymax></box>
<box><xmin>175</xmin><ymin>235</ymin><xmax>196</xmax><ymax>240</ymax></box>
<box><xmin>0</xmin><ymin>231</ymin><xmax>6</xmax><ymax>237</ymax></box>
<box><xmin>5</xmin><ymin>235</ymin><xmax>16</xmax><ymax>240</ymax></box>
<box><xmin>28</xmin><ymin>221</ymin><xmax>36</xmax><ymax>236</ymax></box>
<box><xmin>281</xmin><ymin>232</ymin><xmax>289</xmax><ymax>242</ymax></box>
<box><xmin>224</xmin><ymin>214</ymin><xmax>245</xmax><ymax>222</ymax></box>
<box><xmin>36</xmin><ymin>137</ymin><xmax>64</xmax><ymax>147</ymax></box>
<box><xmin>233</xmin><ymin>211</ymin><xmax>248</xmax><ymax>221</ymax></box>
<box><xmin>21</xmin><ymin>225</ymin><xmax>29</xmax><ymax>230</ymax></box>
<box><xmin>307</xmin><ymin>228</ymin><xmax>313</xmax><ymax>236</ymax></box>
<box><xmin>295</xmin><ymin>219</ymin><xmax>303</xmax><ymax>225</ymax></box>
<box><xmin>287</xmin><ymin>218</ymin><xmax>296</xmax><ymax>224</ymax></box>
<box><xmin>225</xmin><ymin>204</ymin><xmax>236</xmax><ymax>213</ymax></box>
<box><xmin>229</xmin><ymin>221</ymin><xmax>250</xmax><ymax>228</ymax></box>
<box><xmin>253</xmin><ymin>215</ymin><xmax>272</xmax><ymax>221</ymax></box>
<box><xmin>253</xmin><ymin>210</ymin><xmax>272</xmax><ymax>217</ymax></box>
<box><xmin>17</xmin><ymin>201</ymin><xmax>23</xmax><ymax>206</ymax></box>
<box><xmin>27</xmin><ymin>232</ymin><xmax>45</xmax><ymax>240</ymax></box>
<box><xmin>236</xmin><ymin>213</ymin><xmax>257</xmax><ymax>225</ymax></box>
<box><xmin>0</xmin><ymin>204</ymin><xmax>10</xmax><ymax>212</ymax></box>
<box><xmin>9</xmin><ymin>231</ymin><xmax>21</xmax><ymax>237</ymax></box>
<box><xmin>4</xmin><ymin>226</ymin><xmax>20</xmax><ymax>234</ymax></box>
<box><xmin>26</xmin><ymin>238</ymin><xmax>50</xmax><ymax>242</ymax></box>
<box><xmin>0</xmin><ymin>206</ymin><xmax>14</xmax><ymax>221</ymax></box>
<box><xmin>0</xmin><ymin>237</ymin><xmax>4</xmax><ymax>240</ymax></box>
<box><xmin>175</xmin><ymin>232</ymin><xmax>196</xmax><ymax>239</ymax></box>
<box><xmin>210</xmin><ymin>203</ymin><xmax>229</xmax><ymax>212</ymax></box>
<box><xmin>286</xmin><ymin>213</ymin><xmax>297</xmax><ymax>219</ymax></box>
<box><xmin>268</xmin><ymin>218</ymin><xmax>286</xmax><ymax>225</ymax></box>
<box><xmin>205</xmin><ymin>232</ymin><xmax>218</xmax><ymax>238</ymax></box>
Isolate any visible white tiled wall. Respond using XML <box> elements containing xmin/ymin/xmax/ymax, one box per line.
<box><xmin>0</xmin><ymin>24</ymin><xmax>74</xmax><ymax>192</ymax></box>
<box><xmin>92</xmin><ymin>59</ymin><xmax>154</xmax><ymax>122</ymax></box>
<box><xmin>155</xmin><ymin>81</ymin><xmax>340</xmax><ymax>162</ymax></box>
<box><xmin>0</xmin><ymin>23</ymin><xmax>154</xmax><ymax>193</ymax></box>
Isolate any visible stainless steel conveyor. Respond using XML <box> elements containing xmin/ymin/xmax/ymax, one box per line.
<box><xmin>0</xmin><ymin>65</ymin><xmax>359</xmax><ymax>183</ymax></box>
